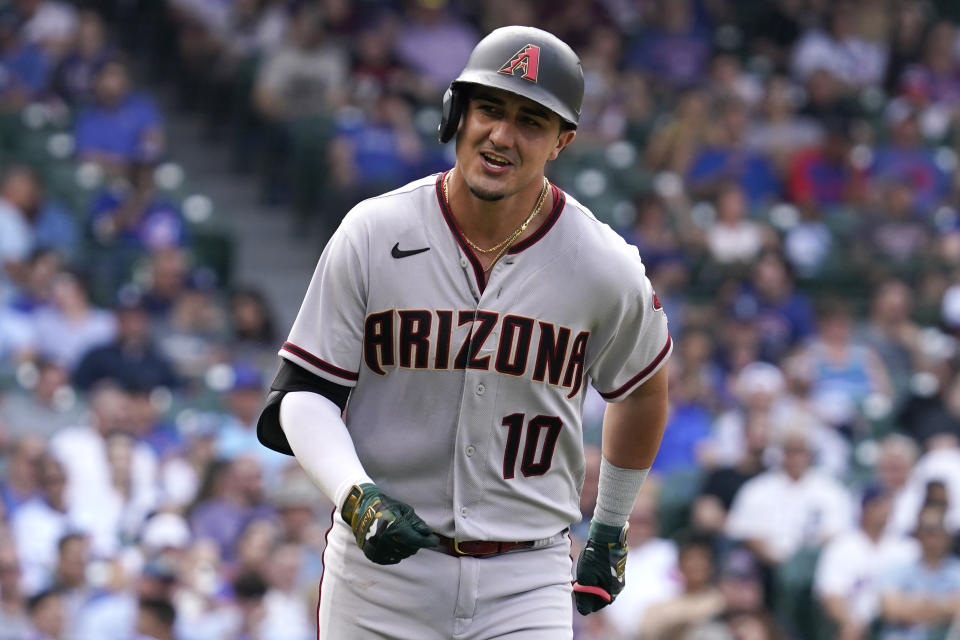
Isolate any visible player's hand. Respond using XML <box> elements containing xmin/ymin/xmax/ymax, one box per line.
<box><xmin>572</xmin><ymin>520</ymin><xmax>627</xmax><ymax>615</ymax></box>
<box><xmin>340</xmin><ymin>483</ymin><xmax>439</xmax><ymax>565</ymax></box>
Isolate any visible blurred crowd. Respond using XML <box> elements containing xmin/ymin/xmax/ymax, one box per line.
<box><xmin>3</xmin><ymin>0</ymin><xmax>960</xmax><ymax>639</ymax></box>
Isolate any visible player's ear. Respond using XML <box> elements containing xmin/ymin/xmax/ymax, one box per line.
<box><xmin>549</xmin><ymin>128</ymin><xmax>576</xmax><ymax>161</ymax></box>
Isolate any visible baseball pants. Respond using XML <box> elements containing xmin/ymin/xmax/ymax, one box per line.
<box><xmin>318</xmin><ymin>519</ymin><xmax>574</xmax><ymax>639</ymax></box>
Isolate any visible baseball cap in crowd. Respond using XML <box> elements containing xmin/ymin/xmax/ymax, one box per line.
<box><xmin>269</xmin><ymin>474</ymin><xmax>321</xmax><ymax>511</ymax></box>
<box><xmin>141</xmin><ymin>513</ymin><xmax>191</xmax><ymax>550</ymax></box>
<box><xmin>142</xmin><ymin>556</ymin><xmax>178</xmax><ymax>583</ymax></box>
<box><xmin>734</xmin><ymin>362</ymin><xmax>785</xmax><ymax>398</ymax></box>
<box><xmin>860</xmin><ymin>483</ymin><xmax>890</xmax><ymax>508</ymax></box>
<box><xmin>230</xmin><ymin>363</ymin><xmax>264</xmax><ymax>392</ymax></box>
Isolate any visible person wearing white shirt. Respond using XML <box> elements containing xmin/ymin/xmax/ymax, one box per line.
<box><xmin>602</xmin><ymin>494</ymin><xmax>682</xmax><ymax>638</ymax></box>
<box><xmin>726</xmin><ymin>427</ymin><xmax>854</xmax><ymax>567</ymax></box>
<box><xmin>815</xmin><ymin>486</ymin><xmax>921</xmax><ymax>640</ymax></box>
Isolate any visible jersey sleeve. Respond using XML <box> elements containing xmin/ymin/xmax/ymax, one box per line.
<box><xmin>588</xmin><ymin>251</ymin><xmax>671</xmax><ymax>402</ymax></box>
<box><xmin>279</xmin><ymin>223</ymin><xmax>367</xmax><ymax>387</ymax></box>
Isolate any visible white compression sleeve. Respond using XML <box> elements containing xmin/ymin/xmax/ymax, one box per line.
<box><xmin>279</xmin><ymin>391</ymin><xmax>373</xmax><ymax>508</ymax></box>
<box><xmin>592</xmin><ymin>457</ymin><xmax>650</xmax><ymax>528</ymax></box>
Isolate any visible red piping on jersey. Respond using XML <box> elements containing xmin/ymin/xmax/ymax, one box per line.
<box><xmin>434</xmin><ymin>171</ymin><xmax>566</xmax><ymax>292</ymax></box>
<box><xmin>316</xmin><ymin>507</ymin><xmax>336</xmax><ymax>640</ymax></box>
<box><xmin>282</xmin><ymin>342</ymin><xmax>359</xmax><ymax>382</ymax></box>
<box><xmin>509</xmin><ymin>183</ymin><xmax>564</xmax><ymax>253</ymax></box>
<box><xmin>436</xmin><ymin>170</ymin><xmax>488</xmax><ymax>291</ymax></box>
<box><xmin>598</xmin><ymin>333</ymin><xmax>672</xmax><ymax>400</ymax></box>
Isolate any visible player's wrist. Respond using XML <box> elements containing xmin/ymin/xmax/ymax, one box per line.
<box><xmin>340</xmin><ymin>482</ymin><xmax>379</xmax><ymax>525</ymax></box>
<box><xmin>588</xmin><ymin>520</ymin><xmax>627</xmax><ymax>545</ymax></box>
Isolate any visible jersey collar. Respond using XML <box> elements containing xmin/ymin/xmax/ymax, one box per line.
<box><xmin>434</xmin><ymin>170</ymin><xmax>566</xmax><ymax>289</ymax></box>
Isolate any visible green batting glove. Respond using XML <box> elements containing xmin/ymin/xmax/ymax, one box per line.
<box><xmin>572</xmin><ymin>520</ymin><xmax>628</xmax><ymax>615</ymax></box>
<box><xmin>340</xmin><ymin>483</ymin><xmax>440</xmax><ymax>565</ymax></box>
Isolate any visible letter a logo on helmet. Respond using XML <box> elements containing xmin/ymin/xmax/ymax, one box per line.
<box><xmin>498</xmin><ymin>44</ymin><xmax>540</xmax><ymax>83</ymax></box>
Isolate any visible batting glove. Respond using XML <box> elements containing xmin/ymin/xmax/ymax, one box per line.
<box><xmin>572</xmin><ymin>520</ymin><xmax>628</xmax><ymax>615</ymax></box>
<box><xmin>340</xmin><ymin>483</ymin><xmax>439</xmax><ymax>565</ymax></box>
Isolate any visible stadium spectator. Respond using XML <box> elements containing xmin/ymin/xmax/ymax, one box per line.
<box><xmin>0</xmin><ymin>165</ymin><xmax>40</xmax><ymax>305</ymax></box>
<box><xmin>814</xmin><ymin>486</ymin><xmax>921</xmax><ymax>640</ymax></box>
<box><xmin>626</xmin><ymin>0</ymin><xmax>710</xmax><ymax>90</ymax></box>
<box><xmin>74</xmin><ymin>56</ymin><xmax>164</xmax><ymax>174</ymax></box>
<box><xmin>863</xmin><ymin>279</ymin><xmax>921</xmax><ymax>402</ymax></box>
<box><xmin>72</xmin><ymin>290</ymin><xmax>180</xmax><ymax>392</ymax></box>
<box><xmin>0</xmin><ymin>540</ymin><xmax>30</xmax><ymax>639</ymax></box>
<box><xmin>25</xmin><ymin>586</ymin><xmax>65</xmax><ymax>640</ymax></box>
<box><xmin>188</xmin><ymin>456</ymin><xmax>273</xmax><ymax>562</ymax></box>
<box><xmin>747</xmin><ymin>75</ymin><xmax>822</xmax><ymax>171</ymax></box>
<box><xmin>15</xmin><ymin>0</ymin><xmax>77</xmax><ymax>62</ymax></box>
<box><xmin>870</xmin><ymin>104</ymin><xmax>948</xmax><ymax>214</ymax></box>
<box><xmin>875</xmin><ymin>434</ymin><xmax>924</xmax><ymax>538</ymax></box>
<box><xmin>49</xmin><ymin>532</ymin><xmax>91</xmax><ymax>635</ymax></box>
<box><xmin>703</xmin><ymin>182</ymin><xmax>771</xmax><ymax>266</ymax></box>
<box><xmin>87</xmin><ymin>172</ymin><xmax>188</xmax><ymax>256</ymax></box>
<box><xmin>0</xmin><ymin>6</ymin><xmax>50</xmax><ymax>112</ymax></box>
<box><xmin>7</xmin><ymin>247</ymin><xmax>61</xmax><ymax>313</ymax></box>
<box><xmin>31</xmin><ymin>269</ymin><xmax>116</xmax><ymax>371</ymax></box>
<box><xmin>10</xmin><ymin>455</ymin><xmax>73</xmax><ymax>594</ymax></box>
<box><xmin>643</xmin><ymin>88</ymin><xmax>710</xmax><ymax>175</ymax></box>
<box><xmin>227</xmin><ymin>286</ymin><xmax>278</xmax><ymax>365</ymax></box>
<box><xmin>797</xmin><ymin>298</ymin><xmax>894</xmax><ymax>431</ymax></box>
<box><xmin>0</xmin><ymin>435</ymin><xmax>44</xmax><ymax>515</ymax></box>
<box><xmin>214</xmin><ymin>362</ymin><xmax>289</xmax><ymax>480</ymax></box>
<box><xmin>791</xmin><ymin>2</ymin><xmax>888</xmax><ymax>89</ymax></box>
<box><xmin>50</xmin><ymin>9</ymin><xmax>112</xmax><ymax>107</ymax></box>
<box><xmin>785</xmin><ymin>117</ymin><xmax>864</xmax><ymax>211</ymax></box>
<box><xmin>259</xmin><ymin>542</ymin><xmax>313</xmax><ymax>640</ymax></box>
<box><xmin>134</xmin><ymin>597</ymin><xmax>175</xmax><ymax>640</ymax></box>
<box><xmin>879</xmin><ymin>504</ymin><xmax>960</xmax><ymax>640</ymax></box>
<box><xmin>694</xmin><ymin>411</ymin><xmax>769</xmax><ymax>535</ymax></box>
<box><xmin>688</xmin><ymin>96</ymin><xmax>782</xmax><ymax>207</ymax></box>
<box><xmin>601</xmin><ymin>493</ymin><xmax>681</xmax><ymax>638</ymax></box>
<box><xmin>268</xmin><ymin>472</ymin><xmax>326</xmax><ymax>590</ymax></box>
<box><xmin>392</xmin><ymin>1</ymin><xmax>476</xmax><ymax>97</ymax></box>
<box><xmin>641</xmin><ymin>532</ymin><xmax>725</xmax><ymax>640</ymax></box>
<box><xmin>732</xmin><ymin>253</ymin><xmax>816</xmax><ymax>362</ymax></box>
<box><xmin>48</xmin><ymin>383</ymin><xmax>158</xmax><ymax>556</ymax></box>
<box><xmin>897</xmin><ymin>20</ymin><xmax>960</xmax><ymax>140</ymax></box>
<box><xmin>725</xmin><ymin>428</ymin><xmax>854</xmax><ymax>568</ymax></box>
<box><xmin>0</xmin><ymin>358</ymin><xmax>84</xmax><ymax>439</ymax></box>
<box><xmin>75</xmin><ymin>556</ymin><xmax>179</xmax><ymax>640</ymax></box>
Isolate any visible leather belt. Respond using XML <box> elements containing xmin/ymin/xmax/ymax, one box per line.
<box><xmin>430</xmin><ymin>529</ymin><xmax>568</xmax><ymax>558</ymax></box>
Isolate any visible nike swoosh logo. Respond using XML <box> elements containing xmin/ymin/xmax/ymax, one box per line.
<box><xmin>391</xmin><ymin>243</ymin><xmax>430</xmax><ymax>259</ymax></box>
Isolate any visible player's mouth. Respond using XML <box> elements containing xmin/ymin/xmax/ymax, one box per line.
<box><xmin>479</xmin><ymin>151</ymin><xmax>514</xmax><ymax>174</ymax></box>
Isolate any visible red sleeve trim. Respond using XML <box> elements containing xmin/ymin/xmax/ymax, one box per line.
<box><xmin>281</xmin><ymin>342</ymin><xmax>359</xmax><ymax>382</ymax></box>
<box><xmin>598</xmin><ymin>334</ymin><xmax>672</xmax><ymax>400</ymax></box>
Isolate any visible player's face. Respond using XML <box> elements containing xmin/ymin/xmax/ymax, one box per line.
<box><xmin>456</xmin><ymin>87</ymin><xmax>575</xmax><ymax>202</ymax></box>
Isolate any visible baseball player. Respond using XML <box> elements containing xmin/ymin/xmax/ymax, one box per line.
<box><xmin>257</xmin><ymin>26</ymin><xmax>671</xmax><ymax>639</ymax></box>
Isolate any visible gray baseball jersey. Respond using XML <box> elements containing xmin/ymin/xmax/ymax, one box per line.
<box><xmin>280</xmin><ymin>170</ymin><xmax>671</xmax><ymax>542</ymax></box>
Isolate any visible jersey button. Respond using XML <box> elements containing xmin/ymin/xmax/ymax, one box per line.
<box><xmin>459</xmin><ymin>258</ymin><xmax>468</xmax><ymax>268</ymax></box>
<box><xmin>465</xmin><ymin>445</ymin><xmax>476</xmax><ymax>457</ymax></box>
<box><xmin>460</xmin><ymin>507</ymin><xmax>469</xmax><ymax>517</ymax></box>
<box><xmin>476</xmin><ymin>384</ymin><xmax>485</xmax><ymax>395</ymax></box>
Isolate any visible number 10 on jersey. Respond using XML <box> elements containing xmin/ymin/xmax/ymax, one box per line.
<box><xmin>501</xmin><ymin>414</ymin><xmax>563</xmax><ymax>479</ymax></box>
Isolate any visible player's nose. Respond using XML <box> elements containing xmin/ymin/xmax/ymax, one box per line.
<box><xmin>487</xmin><ymin>118</ymin><xmax>516</xmax><ymax>151</ymax></box>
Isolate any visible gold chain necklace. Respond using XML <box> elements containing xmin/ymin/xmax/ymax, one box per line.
<box><xmin>443</xmin><ymin>170</ymin><xmax>550</xmax><ymax>258</ymax></box>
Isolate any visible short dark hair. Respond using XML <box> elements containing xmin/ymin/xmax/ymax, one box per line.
<box><xmin>27</xmin><ymin>587</ymin><xmax>63</xmax><ymax>615</ymax></box>
<box><xmin>139</xmin><ymin>597</ymin><xmax>176</xmax><ymax>629</ymax></box>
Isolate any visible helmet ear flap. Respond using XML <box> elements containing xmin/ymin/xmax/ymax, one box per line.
<box><xmin>438</xmin><ymin>86</ymin><xmax>465</xmax><ymax>143</ymax></box>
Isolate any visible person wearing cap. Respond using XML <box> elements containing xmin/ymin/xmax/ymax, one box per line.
<box><xmin>814</xmin><ymin>485</ymin><xmax>920</xmax><ymax>640</ymax></box>
<box><xmin>71</xmin><ymin>289</ymin><xmax>179</xmax><ymax>392</ymax></box>
<box><xmin>258</xmin><ymin>24</ymin><xmax>671</xmax><ymax>638</ymax></box>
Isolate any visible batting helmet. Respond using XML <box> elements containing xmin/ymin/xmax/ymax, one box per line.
<box><xmin>438</xmin><ymin>26</ymin><xmax>584</xmax><ymax>143</ymax></box>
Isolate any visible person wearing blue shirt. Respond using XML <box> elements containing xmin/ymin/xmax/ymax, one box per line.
<box><xmin>879</xmin><ymin>504</ymin><xmax>960</xmax><ymax>640</ymax></box>
<box><xmin>73</xmin><ymin>57</ymin><xmax>164</xmax><ymax>172</ymax></box>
